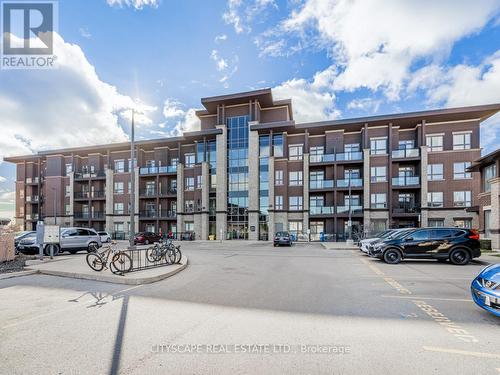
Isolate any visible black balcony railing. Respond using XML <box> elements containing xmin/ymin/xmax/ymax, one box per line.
<box><xmin>159</xmin><ymin>188</ymin><xmax>177</xmax><ymax>196</ymax></box>
<box><xmin>158</xmin><ymin>210</ymin><xmax>177</xmax><ymax>219</ymax></box>
<box><xmin>140</xmin><ymin>189</ymin><xmax>157</xmax><ymax>197</ymax></box>
<box><xmin>74</xmin><ymin>171</ymin><xmax>106</xmax><ymax>179</ymax></box>
<box><xmin>74</xmin><ymin>191</ymin><xmax>89</xmax><ymax>199</ymax></box>
<box><xmin>393</xmin><ymin>204</ymin><xmax>420</xmax><ymax>214</ymax></box>
<box><xmin>74</xmin><ymin>212</ymin><xmax>105</xmax><ymax>219</ymax></box>
<box><xmin>309</xmin><ymin>206</ymin><xmax>335</xmax><ymax>215</ymax></box>
<box><xmin>90</xmin><ymin>191</ymin><xmax>105</xmax><ymax>198</ymax></box>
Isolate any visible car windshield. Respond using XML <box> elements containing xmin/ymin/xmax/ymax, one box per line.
<box><xmin>378</xmin><ymin>230</ymin><xmax>393</xmax><ymax>238</ymax></box>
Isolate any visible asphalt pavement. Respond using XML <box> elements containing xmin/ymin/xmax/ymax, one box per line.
<box><xmin>0</xmin><ymin>242</ymin><xmax>499</xmax><ymax>375</ymax></box>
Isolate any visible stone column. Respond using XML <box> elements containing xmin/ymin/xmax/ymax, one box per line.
<box><xmin>68</xmin><ymin>171</ymin><xmax>74</xmax><ymax>227</ymax></box>
<box><xmin>134</xmin><ymin>166</ymin><xmax>140</xmax><ymax>233</ymax></box>
<box><xmin>200</xmin><ymin>162</ymin><xmax>210</xmax><ymax>240</ymax></box>
<box><xmin>491</xmin><ymin>177</ymin><xmax>500</xmax><ymax>251</ymax></box>
<box><xmin>420</xmin><ymin>145</ymin><xmax>429</xmax><ymax>227</ymax></box>
<box><xmin>248</xmin><ymin>130</ymin><xmax>259</xmax><ymax>240</ymax></box>
<box><xmin>176</xmin><ymin>163</ymin><xmax>184</xmax><ymax>235</ymax></box>
<box><xmin>268</xmin><ymin>157</ymin><xmax>275</xmax><ymax>241</ymax></box>
<box><xmin>216</xmin><ymin>125</ymin><xmax>227</xmax><ymax>240</ymax></box>
<box><xmin>105</xmin><ymin>168</ymin><xmax>113</xmax><ymax>232</ymax></box>
<box><xmin>363</xmin><ymin>149</ymin><xmax>371</xmax><ymax>232</ymax></box>
<box><xmin>302</xmin><ymin>153</ymin><xmax>310</xmax><ymax>237</ymax></box>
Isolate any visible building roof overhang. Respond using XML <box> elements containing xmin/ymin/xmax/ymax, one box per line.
<box><xmin>467</xmin><ymin>148</ymin><xmax>500</xmax><ymax>172</ymax></box>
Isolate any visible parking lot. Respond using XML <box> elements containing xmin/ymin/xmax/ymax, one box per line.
<box><xmin>0</xmin><ymin>242</ymin><xmax>499</xmax><ymax>374</ymax></box>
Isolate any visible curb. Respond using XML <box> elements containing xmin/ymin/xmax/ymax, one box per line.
<box><xmin>26</xmin><ymin>256</ymin><xmax>188</xmax><ymax>285</ymax></box>
<box><xmin>0</xmin><ymin>269</ymin><xmax>39</xmax><ymax>280</ymax></box>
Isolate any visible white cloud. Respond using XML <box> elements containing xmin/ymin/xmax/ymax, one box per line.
<box><xmin>210</xmin><ymin>50</ymin><xmax>239</xmax><ymax>87</ymax></box>
<box><xmin>79</xmin><ymin>27</ymin><xmax>92</xmax><ymax>39</ymax></box>
<box><xmin>223</xmin><ymin>0</ymin><xmax>277</xmax><ymax>34</ymax></box>
<box><xmin>106</xmin><ymin>0</ymin><xmax>159</xmax><ymax>9</ymax></box>
<box><xmin>262</xmin><ymin>0</ymin><xmax>500</xmax><ymax>100</ymax></box>
<box><xmin>211</xmin><ymin>50</ymin><xmax>229</xmax><ymax>71</ymax></box>
<box><xmin>215</xmin><ymin>34</ymin><xmax>228</xmax><ymax>43</ymax></box>
<box><xmin>0</xmin><ymin>190</ymin><xmax>15</xmax><ymax>220</ymax></box>
<box><xmin>347</xmin><ymin>98</ymin><xmax>383</xmax><ymax>113</ymax></box>
<box><xmin>273</xmin><ymin>77</ymin><xmax>339</xmax><ymax>123</ymax></box>
<box><xmin>161</xmin><ymin>101</ymin><xmax>200</xmax><ymax>136</ymax></box>
<box><xmin>0</xmin><ymin>176</ymin><xmax>6</xmax><ymax>182</ymax></box>
<box><xmin>163</xmin><ymin>99</ymin><xmax>187</xmax><ymax>118</ymax></box>
<box><xmin>0</xmin><ymin>33</ymin><xmax>155</xmax><ymax>161</ymax></box>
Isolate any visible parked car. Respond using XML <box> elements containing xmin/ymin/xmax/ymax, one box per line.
<box><xmin>274</xmin><ymin>231</ymin><xmax>292</xmax><ymax>247</ymax></box>
<box><xmin>98</xmin><ymin>231</ymin><xmax>112</xmax><ymax>243</ymax></box>
<box><xmin>359</xmin><ymin>229</ymin><xmax>394</xmax><ymax>253</ymax></box>
<box><xmin>59</xmin><ymin>228</ymin><xmax>102</xmax><ymax>254</ymax></box>
<box><xmin>369</xmin><ymin>227</ymin><xmax>481</xmax><ymax>265</ymax></box>
<box><xmin>15</xmin><ymin>231</ymin><xmax>35</xmax><ymax>252</ymax></box>
<box><xmin>16</xmin><ymin>233</ymin><xmax>39</xmax><ymax>254</ymax></box>
<box><xmin>365</xmin><ymin>229</ymin><xmax>414</xmax><ymax>254</ymax></box>
<box><xmin>471</xmin><ymin>263</ymin><xmax>500</xmax><ymax>317</ymax></box>
<box><xmin>134</xmin><ymin>232</ymin><xmax>162</xmax><ymax>245</ymax></box>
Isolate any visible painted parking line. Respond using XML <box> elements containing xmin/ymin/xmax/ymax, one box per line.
<box><xmin>359</xmin><ymin>258</ymin><xmax>412</xmax><ymax>294</ymax></box>
<box><xmin>381</xmin><ymin>295</ymin><xmax>471</xmax><ymax>303</ymax></box>
<box><xmin>423</xmin><ymin>346</ymin><xmax>500</xmax><ymax>359</ymax></box>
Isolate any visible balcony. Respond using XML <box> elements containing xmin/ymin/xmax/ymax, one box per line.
<box><xmin>74</xmin><ymin>212</ymin><xmax>89</xmax><ymax>219</ymax></box>
<box><xmin>26</xmin><ymin>195</ymin><xmax>39</xmax><ymax>203</ymax></box>
<box><xmin>26</xmin><ymin>214</ymin><xmax>39</xmax><ymax>221</ymax></box>
<box><xmin>25</xmin><ymin>177</ymin><xmax>40</xmax><ymax>184</ymax></box>
<box><xmin>74</xmin><ymin>191</ymin><xmax>89</xmax><ymax>199</ymax></box>
<box><xmin>391</xmin><ymin>148</ymin><xmax>420</xmax><ymax>159</ymax></box>
<box><xmin>158</xmin><ymin>210</ymin><xmax>177</xmax><ymax>219</ymax></box>
<box><xmin>159</xmin><ymin>188</ymin><xmax>177</xmax><ymax>197</ymax></box>
<box><xmin>336</xmin><ymin>178</ymin><xmax>363</xmax><ymax>188</ymax></box>
<box><xmin>336</xmin><ymin>151</ymin><xmax>363</xmax><ymax>162</ymax></box>
<box><xmin>309</xmin><ymin>206</ymin><xmax>335</xmax><ymax>216</ymax></box>
<box><xmin>139</xmin><ymin>189</ymin><xmax>157</xmax><ymax>197</ymax></box>
<box><xmin>310</xmin><ymin>154</ymin><xmax>335</xmax><ymax>164</ymax></box>
<box><xmin>336</xmin><ymin>205</ymin><xmax>363</xmax><ymax>214</ymax></box>
<box><xmin>139</xmin><ymin>210</ymin><xmax>158</xmax><ymax>219</ymax></box>
<box><xmin>91</xmin><ymin>211</ymin><xmax>105</xmax><ymax>220</ymax></box>
<box><xmin>74</xmin><ymin>171</ymin><xmax>105</xmax><ymax>180</ymax></box>
<box><xmin>158</xmin><ymin>166</ymin><xmax>177</xmax><ymax>174</ymax></box>
<box><xmin>392</xmin><ymin>204</ymin><xmax>420</xmax><ymax>215</ymax></box>
<box><xmin>74</xmin><ymin>212</ymin><xmax>105</xmax><ymax>220</ymax></box>
<box><xmin>392</xmin><ymin>176</ymin><xmax>420</xmax><ymax>187</ymax></box>
<box><xmin>310</xmin><ymin>180</ymin><xmax>334</xmax><ymax>190</ymax></box>
<box><xmin>90</xmin><ymin>191</ymin><xmax>105</xmax><ymax>199</ymax></box>
<box><xmin>140</xmin><ymin>167</ymin><xmax>158</xmax><ymax>175</ymax></box>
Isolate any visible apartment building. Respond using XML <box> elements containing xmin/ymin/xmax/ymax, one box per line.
<box><xmin>468</xmin><ymin>149</ymin><xmax>500</xmax><ymax>251</ymax></box>
<box><xmin>5</xmin><ymin>89</ymin><xmax>500</xmax><ymax>241</ymax></box>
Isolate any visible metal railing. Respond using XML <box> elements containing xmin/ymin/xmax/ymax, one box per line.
<box><xmin>336</xmin><ymin>205</ymin><xmax>363</xmax><ymax>214</ymax></box>
<box><xmin>90</xmin><ymin>191</ymin><xmax>105</xmax><ymax>198</ymax></box>
<box><xmin>140</xmin><ymin>189</ymin><xmax>157</xmax><ymax>197</ymax></box>
<box><xmin>139</xmin><ymin>210</ymin><xmax>158</xmax><ymax>218</ymax></box>
<box><xmin>336</xmin><ymin>178</ymin><xmax>363</xmax><ymax>188</ymax></box>
<box><xmin>310</xmin><ymin>154</ymin><xmax>335</xmax><ymax>163</ymax></box>
<box><xmin>74</xmin><ymin>171</ymin><xmax>106</xmax><ymax>179</ymax></box>
<box><xmin>392</xmin><ymin>148</ymin><xmax>420</xmax><ymax>158</ymax></box>
<box><xmin>74</xmin><ymin>191</ymin><xmax>89</xmax><ymax>199</ymax></box>
<box><xmin>158</xmin><ymin>166</ymin><xmax>177</xmax><ymax>174</ymax></box>
<box><xmin>159</xmin><ymin>188</ymin><xmax>177</xmax><ymax>196</ymax></box>
<box><xmin>158</xmin><ymin>210</ymin><xmax>177</xmax><ymax>219</ymax></box>
<box><xmin>392</xmin><ymin>176</ymin><xmax>420</xmax><ymax>186</ymax></box>
<box><xmin>310</xmin><ymin>180</ymin><xmax>334</xmax><ymax>189</ymax></box>
<box><xmin>26</xmin><ymin>195</ymin><xmax>39</xmax><ymax>203</ymax></box>
<box><xmin>393</xmin><ymin>204</ymin><xmax>420</xmax><ymax>214</ymax></box>
<box><xmin>336</xmin><ymin>151</ymin><xmax>363</xmax><ymax>161</ymax></box>
<box><xmin>309</xmin><ymin>206</ymin><xmax>335</xmax><ymax>215</ymax></box>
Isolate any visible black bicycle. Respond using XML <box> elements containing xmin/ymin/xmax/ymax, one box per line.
<box><xmin>145</xmin><ymin>238</ymin><xmax>182</xmax><ymax>264</ymax></box>
<box><xmin>86</xmin><ymin>241</ymin><xmax>133</xmax><ymax>275</ymax></box>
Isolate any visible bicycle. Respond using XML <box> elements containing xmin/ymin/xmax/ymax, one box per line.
<box><xmin>145</xmin><ymin>238</ymin><xmax>182</xmax><ymax>265</ymax></box>
<box><xmin>86</xmin><ymin>241</ymin><xmax>133</xmax><ymax>275</ymax></box>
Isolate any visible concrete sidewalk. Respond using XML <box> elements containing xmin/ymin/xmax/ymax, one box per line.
<box><xmin>25</xmin><ymin>254</ymin><xmax>188</xmax><ymax>285</ymax></box>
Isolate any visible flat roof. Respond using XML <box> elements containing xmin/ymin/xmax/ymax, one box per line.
<box><xmin>201</xmin><ymin>88</ymin><xmax>274</xmax><ymax>112</ymax></box>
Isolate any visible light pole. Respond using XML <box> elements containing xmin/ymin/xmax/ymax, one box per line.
<box><xmin>347</xmin><ymin>170</ymin><xmax>352</xmax><ymax>242</ymax></box>
<box><xmin>129</xmin><ymin>109</ymin><xmax>136</xmax><ymax>248</ymax></box>
<box><xmin>52</xmin><ymin>187</ymin><xmax>56</xmax><ymax>225</ymax></box>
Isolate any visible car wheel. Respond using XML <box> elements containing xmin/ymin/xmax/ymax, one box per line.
<box><xmin>87</xmin><ymin>243</ymin><xmax>98</xmax><ymax>253</ymax></box>
<box><xmin>144</xmin><ymin>240</ymin><xmax>149</xmax><ymax>245</ymax></box>
<box><xmin>44</xmin><ymin>244</ymin><xmax>60</xmax><ymax>256</ymax></box>
<box><xmin>273</xmin><ymin>243</ymin><xmax>277</xmax><ymax>247</ymax></box>
<box><xmin>383</xmin><ymin>249</ymin><xmax>402</xmax><ymax>264</ymax></box>
<box><xmin>449</xmin><ymin>248</ymin><xmax>471</xmax><ymax>265</ymax></box>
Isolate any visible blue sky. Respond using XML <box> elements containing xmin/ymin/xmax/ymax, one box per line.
<box><xmin>1</xmin><ymin>0</ymin><xmax>500</xmax><ymax>218</ymax></box>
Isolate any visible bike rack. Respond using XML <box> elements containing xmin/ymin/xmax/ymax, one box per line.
<box><xmin>113</xmin><ymin>245</ymin><xmax>181</xmax><ymax>274</ymax></box>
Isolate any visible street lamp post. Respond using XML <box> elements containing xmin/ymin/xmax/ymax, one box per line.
<box><xmin>129</xmin><ymin>109</ymin><xmax>136</xmax><ymax>248</ymax></box>
<box><xmin>347</xmin><ymin>171</ymin><xmax>352</xmax><ymax>242</ymax></box>
<box><xmin>52</xmin><ymin>187</ymin><xmax>56</xmax><ymax>225</ymax></box>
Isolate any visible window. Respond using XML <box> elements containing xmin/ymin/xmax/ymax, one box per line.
<box><xmin>310</xmin><ymin>196</ymin><xmax>324</xmax><ymax>208</ymax></box>
<box><xmin>371</xmin><ymin>219</ymin><xmax>387</xmax><ymax>233</ymax></box>
<box><xmin>398</xmin><ymin>140</ymin><xmax>414</xmax><ymax>149</ymax></box>
<box><xmin>145</xmin><ymin>181</ymin><xmax>155</xmax><ymax>195</ymax></box>
<box><xmin>427</xmin><ymin>192</ymin><xmax>444</xmax><ymax>207</ymax></box>
<box><xmin>310</xmin><ymin>146</ymin><xmax>324</xmax><ymax>162</ymax></box>
<box><xmin>114</xmin><ymin>182</ymin><xmax>124</xmax><ymax>195</ymax></box>
<box><xmin>289</xmin><ymin>145</ymin><xmax>303</xmax><ymax>160</ymax></box>
<box><xmin>289</xmin><ymin>196</ymin><xmax>303</xmax><ymax>210</ymax></box>
<box><xmin>146</xmin><ymin>160</ymin><xmax>156</xmax><ymax>168</ymax></box>
<box><xmin>483</xmin><ymin>164</ymin><xmax>497</xmax><ymax>192</ymax></box>
<box><xmin>65</xmin><ymin>204</ymin><xmax>70</xmax><ymax>216</ymax></box>
<box><xmin>427</xmin><ymin>164</ymin><xmax>444</xmax><ymax>180</ymax></box>
<box><xmin>275</xmin><ymin>170</ymin><xmax>284</xmax><ymax>185</ymax></box>
<box><xmin>409</xmin><ymin>230</ymin><xmax>431</xmax><ymax>241</ymax></box>
<box><xmin>196</xmin><ymin>142</ymin><xmax>205</xmax><ymax>163</ymax></box>
<box><xmin>454</xmin><ymin>219</ymin><xmax>472</xmax><ymax>228</ymax></box>
<box><xmin>428</xmin><ymin>219</ymin><xmax>445</xmax><ymax>228</ymax></box>
<box><xmin>345</xmin><ymin>143</ymin><xmax>360</xmax><ymax>153</ymax></box>
<box><xmin>485</xmin><ymin>210</ymin><xmax>492</xmax><ymax>238</ymax></box>
<box><xmin>273</xmin><ymin>134</ymin><xmax>283</xmax><ymax>157</ymax></box>
<box><xmin>453</xmin><ymin>191</ymin><xmax>472</xmax><ymax>207</ymax></box>
<box><xmin>453</xmin><ymin>162</ymin><xmax>471</xmax><ymax>179</ymax></box>
<box><xmin>65</xmin><ymin>185</ymin><xmax>70</xmax><ymax>197</ymax></box>
<box><xmin>370</xmin><ymin>137</ymin><xmax>387</xmax><ymax>155</ymax></box>
<box><xmin>289</xmin><ymin>171</ymin><xmax>303</xmax><ymax>186</ymax></box>
<box><xmin>259</xmin><ymin>135</ymin><xmax>270</xmax><ymax>157</ymax></box>
<box><xmin>128</xmin><ymin>158</ymin><xmax>136</xmax><ymax>171</ymax></box>
<box><xmin>171</xmin><ymin>157</ymin><xmax>179</xmax><ymax>167</ymax></box>
<box><xmin>114</xmin><ymin>159</ymin><xmax>125</xmax><ymax>173</ymax></box>
<box><xmin>370</xmin><ymin>193</ymin><xmax>387</xmax><ymax>208</ymax></box>
<box><xmin>210</xmin><ymin>174</ymin><xmax>217</xmax><ymax>189</ymax></box>
<box><xmin>289</xmin><ymin>221</ymin><xmax>303</xmax><ymax>235</ymax></box>
<box><xmin>114</xmin><ymin>203</ymin><xmax>124</xmax><ymax>215</ymax></box>
<box><xmin>114</xmin><ymin>222</ymin><xmax>124</xmax><ymax>233</ymax></box>
<box><xmin>185</xmin><ymin>177</ymin><xmax>194</xmax><ymax>191</ymax></box>
<box><xmin>185</xmin><ymin>153</ymin><xmax>195</xmax><ymax>167</ymax></box>
<box><xmin>453</xmin><ymin>132</ymin><xmax>471</xmax><ymax>150</ymax></box>
<box><xmin>275</xmin><ymin>195</ymin><xmax>283</xmax><ymax>210</ymax></box>
<box><xmin>370</xmin><ymin>166</ymin><xmax>386</xmax><ymax>182</ymax></box>
<box><xmin>65</xmin><ymin>163</ymin><xmax>72</xmax><ymax>175</ymax></box>
<box><xmin>185</xmin><ymin>222</ymin><xmax>194</xmax><ymax>232</ymax></box>
<box><xmin>426</xmin><ymin>134</ymin><xmax>443</xmax><ymax>152</ymax></box>
<box><xmin>196</xmin><ymin>175</ymin><xmax>203</xmax><ymax>189</ymax></box>
<box><xmin>185</xmin><ymin>200</ymin><xmax>194</xmax><ymax>213</ymax></box>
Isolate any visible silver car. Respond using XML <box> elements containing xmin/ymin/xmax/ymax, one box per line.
<box><xmin>60</xmin><ymin>227</ymin><xmax>102</xmax><ymax>254</ymax></box>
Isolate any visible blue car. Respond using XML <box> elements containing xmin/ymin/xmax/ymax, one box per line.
<box><xmin>471</xmin><ymin>263</ymin><xmax>500</xmax><ymax>317</ymax></box>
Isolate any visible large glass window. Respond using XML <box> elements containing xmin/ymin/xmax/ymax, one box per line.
<box><xmin>289</xmin><ymin>145</ymin><xmax>303</xmax><ymax>160</ymax></box>
<box><xmin>185</xmin><ymin>153</ymin><xmax>195</xmax><ymax>167</ymax></box>
<box><xmin>485</xmin><ymin>210</ymin><xmax>492</xmax><ymax>238</ymax></box>
<box><xmin>114</xmin><ymin>159</ymin><xmax>125</xmax><ymax>173</ymax></box>
<box><xmin>114</xmin><ymin>203</ymin><xmax>124</xmax><ymax>215</ymax></box>
<box><xmin>429</xmin><ymin>219</ymin><xmax>444</xmax><ymax>228</ymax></box>
<box><xmin>275</xmin><ymin>170</ymin><xmax>284</xmax><ymax>185</ymax></box>
<box><xmin>185</xmin><ymin>177</ymin><xmax>194</xmax><ymax>191</ymax></box>
<box><xmin>483</xmin><ymin>164</ymin><xmax>497</xmax><ymax>192</ymax></box>
<box><xmin>310</xmin><ymin>146</ymin><xmax>324</xmax><ymax>162</ymax></box>
<box><xmin>370</xmin><ymin>193</ymin><xmax>387</xmax><ymax>208</ymax></box>
<box><xmin>453</xmin><ymin>162</ymin><xmax>471</xmax><ymax>179</ymax></box>
<box><xmin>196</xmin><ymin>142</ymin><xmax>205</xmax><ymax>163</ymax></box>
<box><xmin>370</xmin><ymin>166</ymin><xmax>386</xmax><ymax>182</ymax></box>
<box><xmin>273</xmin><ymin>134</ymin><xmax>283</xmax><ymax>157</ymax></box>
<box><xmin>453</xmin><ymin>191</ymin><xmax>471</xmax><ymax>207</ymax></box>
<box><xmin>427</xmin><ymin>192</ymin><xmax>444</xmax><ymax>207</ymax></box>
<box><xmin>370</xmin><ymin>137</ymin><xmax>387</xmax><ymax>155</ymax></box>
<box><xmin>259</xmin><ymin>135</ymin><xmax>270</xmax><ymax>157</ymax></box>
<box><xmin>275</xmin><ymin>195</ymin><xmax>283</xmax><ymax>210</ymax></box>
<box><xmin>114</xmin><ymin>182</ymin><xmax>124</xmax><ymax>195</ymax></box>
<box><xmin>289</xmin><ymin>171</ymin><xmax>303</xmax><ymax>186</ymax></box>
<box><xmin>453</xmin><ymin>132</ymin><xmax>471</xmax><ymax>150</ymax></box>
<box><xmin>289</xmin><ymin>196</ymin><xmax>303</xmax><ymax>210</ymax></box>
<box><xmin>345</xmin><ymin>143</ymin><xmax>360</xmax><ymax>153</ymax></box>
<box><xmin>398</xmin><ymin>140</ymin><xmax>414</xmax><ymax>149</ymax></box>
<box><xmin>427</xmin><ymin>164</ymin><xmax>444</xmax><ymax>181</ymax></box>
<box><xmin>426</xmin><ymin>134</ymin><xmax>443</xmax><ymax>152</ymax></box>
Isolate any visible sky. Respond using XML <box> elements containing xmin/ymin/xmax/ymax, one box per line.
<box><xmin>1</xmin><ymin>0</ymin><xmax>500</xmax><ymax>219</ymax></box>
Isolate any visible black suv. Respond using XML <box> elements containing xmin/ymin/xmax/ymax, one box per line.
<box><xmin>369</xmin><ymin>227</ymin><xmax>481</xmax><ymax>265</ymax></box>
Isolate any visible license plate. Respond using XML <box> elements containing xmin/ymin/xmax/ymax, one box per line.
<box><xmin>18</xmin><ymin>245</ymin><xmax>24</xmax><ymax>249</ymax></box>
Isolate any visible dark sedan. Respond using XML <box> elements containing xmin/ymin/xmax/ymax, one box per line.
<box><xmin>274</xmin><ymin>231</ymin><xmax>292</xmax><ymax>247</ymax></box>
<box><xmin>134</xmin><ymin>232</ymin><xmax>162</xmax><ymax>245</ymax></box>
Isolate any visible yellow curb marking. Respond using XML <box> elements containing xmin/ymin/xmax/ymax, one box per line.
<box><xmin>423</xmin><ymin>346</ymin><xmax>500</xmax><ymax>359</ymax></box>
